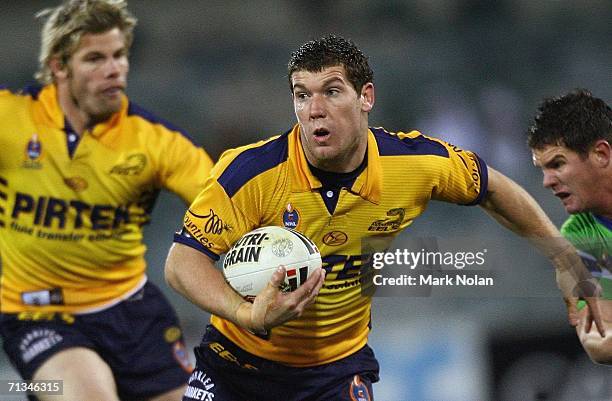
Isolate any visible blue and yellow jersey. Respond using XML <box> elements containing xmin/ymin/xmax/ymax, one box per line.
<box><xmin>0</xmin><ymin>84</ymin><xmax>213</xmax><ymax>313</ymax></box>
<box><xmin>178</xmin><ymin>124</ymin><xmax>487</xmax><ymax>367</ymax></box>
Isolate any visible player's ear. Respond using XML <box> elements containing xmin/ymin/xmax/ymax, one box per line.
<box><xmin>591</xmin><ymin>139</ymin><xmax>611</xmax><ymax>167</ymax></box>
<box><xmin>360</xmin><ymin>83</ymin><xmax>375</xmax><ymax>112</ymax></box>
<box><xmin>49</xmin><ymin>56</ymin><xmax>68</xmax><ymax>81</ymax></box>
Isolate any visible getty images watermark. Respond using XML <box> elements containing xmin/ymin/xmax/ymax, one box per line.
<box><xmin>364</xmin><ymin>244</ymin><xmax>495</xmax><ymax>296</ymax></box>
<box><xmin>358</xmin><ymin>236</ymin><xmax>562</xmax><ymax>298</ymax></box>
<box><xmin>371</xmin><ymin>247</ymin><xmax>492</xmax><ymax>287</ymax></box>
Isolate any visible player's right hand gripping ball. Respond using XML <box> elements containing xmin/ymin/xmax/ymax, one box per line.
<box><xmin>223</xmin><ymin>226</ymin><xmax>322</xmax><ymax>301</ymax></box>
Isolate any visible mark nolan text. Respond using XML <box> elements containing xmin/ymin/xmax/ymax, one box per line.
<box><xmin>421</xmin><ymin>274</ymin><xmax>493</xmax><ymax>286</ymax></box>
<box><xmin>374</xmin><ymin>273</ymin><xmax>493</xmax><ymax>286</ymax></box>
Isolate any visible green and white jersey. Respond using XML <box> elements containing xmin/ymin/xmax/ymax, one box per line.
<box><xmin>561</xmin><ymin>212</ymin><xmax>612</xmax><ymax>305</ymax></box>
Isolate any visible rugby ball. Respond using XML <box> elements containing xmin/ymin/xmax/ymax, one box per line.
<box><xmin>222</xmin><ymin>226</ymin><xmax>322</xmax><ymax>301</ymax></box>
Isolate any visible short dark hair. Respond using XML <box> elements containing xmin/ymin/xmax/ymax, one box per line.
<box><xmin>527</xmin><ymin>89</ymin><xmax>612</xmax><ymax>155</ymax></box>
<box><xmin>287</xmin><ymin>34</ymin><xmax>373</xmax><ymax>93</ymax></box>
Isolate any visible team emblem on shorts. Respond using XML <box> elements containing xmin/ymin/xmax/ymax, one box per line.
<box><xmin>164</xmin><ymin>326</ymin><xmax>182</xmax><ymax>343</ymax></box>
<box><xmin>349</xmin><ymin>375</ymin><xmax>371</xmax><ymax>401</ymax></box>
<box><xmin>282</xmin><ymin>203</ymin><xmax>300</xmax><ymax>229</ymax></box>
<box><xmin>172</xmin><ymin>341</ymin><xmax>193</xmax><ymax>373</ymax></box>
<box><xmin>23</xmin><ymin>133</ymin><xmax>43</xmax><ymax>169</ymax></box>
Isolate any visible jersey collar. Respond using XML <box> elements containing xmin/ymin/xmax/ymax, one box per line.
<box><xmin>593</xmin><ymin>214</ymin><xmax>612</xmax><ymax>232</ymax></box>
<box><xmin>288</xmin><ymin>124</ymin><xmax>382</xmax><ymax>204</ymax></box>
<box><xmin>35</xmin><ymin>84</ymin><xmax>128</xmax><ymax>137</ymax></box>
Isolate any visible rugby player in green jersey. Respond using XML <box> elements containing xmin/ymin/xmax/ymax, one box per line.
<box><xmin>530</xmin><ymin>89</ymin><xmax>612</xmax><ymax>364</ymax></box>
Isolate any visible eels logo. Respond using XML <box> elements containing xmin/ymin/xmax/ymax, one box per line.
<box><xmin>110</xmin><ymin>153</ymin><xmax>147</xmax><ymax>176</ymax></box>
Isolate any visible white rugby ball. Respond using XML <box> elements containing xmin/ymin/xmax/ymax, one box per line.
<box><xmin>222</xmin><ymin>226</ymin><xmax>321</xmax><ymax>301</ymax></box>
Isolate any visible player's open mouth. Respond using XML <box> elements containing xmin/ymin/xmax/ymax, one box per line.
<box><xmin>555</xmin><ymin>192</ymin><xmax>570</xmax><ymax>200</ymax></box>
<box><xmin>312</xmin><ymin>128</ymin><xmax>330</xmax><ymax>143</ymax></box>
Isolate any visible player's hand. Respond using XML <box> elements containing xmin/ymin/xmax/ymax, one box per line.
<box><xmin>237</xmin><ymin>266</ymin><xmax>325</xmax><ymax>334</ymax></box>
<box><xmin>558</xmin><ymin>283</ymin><xmax>602</xmax><ymax>334</ymax></box>
<box><xmin>553</xmin><ymin>250</ymin><xmax>606</xmax><ymax>337</ymax></box>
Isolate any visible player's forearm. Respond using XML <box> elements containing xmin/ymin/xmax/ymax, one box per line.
<box><xmin>164</xmin><ymin>243</ymin><xmax>250</xmax><ymax>328</ymax></box>
<box><xmin>480</xmin><ymin>167</ymin><xmax>567</xmax><ymax>255</ymax></box>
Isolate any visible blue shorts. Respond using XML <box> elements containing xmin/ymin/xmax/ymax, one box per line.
<box><xmin>184</xmin><ymin>325</ymin><xmax>379</xmax><ymax>401</ymax></box>
<box><xmin>1</xmin><ymin>281</ymin><xmax>192</xmax><ymax>400</ymax></box>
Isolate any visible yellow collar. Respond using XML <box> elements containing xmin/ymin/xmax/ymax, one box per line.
<box><xmin>35</xmin><ymin>84</ymin><xmax>128</xmax><ymax>137</ymax></box>
<box><xmin>288</xmin><ymin>124</ymin><xmax>382</xmax><ymax>204</ymax></box>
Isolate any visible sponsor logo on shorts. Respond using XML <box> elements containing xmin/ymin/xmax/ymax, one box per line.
<box><xmin>349</xmin><ymin>375</ymin><xmax>371</xmax><ymax>401</ymax></box>
<box><xmin>282</xmin><ymin>203</ymin><xmax>299</xmax><ymax>229</ymax></box>
<box><xmin>322</xmin><ymin>231</ymin><xmax>348</xmax><ymax>246</ymax></box>
<box><xmin>17</xmin><ymin>312</ymin><xmax>74</xmax><ymax>324</ymax></box>
<box><xmin>208</xmin><ymin>342</ymin><xmax>258</xmax><ymax>370</ymax></box>
<box><xmin>19</xmin><ymin>329</ymin><xmax>63</xmax><ymax>363</ymax></box>
<box><xmin>185</xmin><ymin>370</ymin><xmax>215</xmax><ymax>401</ymax></box>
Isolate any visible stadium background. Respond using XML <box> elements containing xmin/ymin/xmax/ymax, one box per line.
<box><xmin>1</xmin><ymin>1</ymin><xmax>610</xmax><ymax>399</ymax></box>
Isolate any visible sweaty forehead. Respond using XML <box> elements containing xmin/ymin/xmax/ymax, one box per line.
<box><xmin>291</xmin><ymin>66</ymin><xmax>348</xmax><ymax>86</ymax></box>
<box><xmin>532</xmin><ymin>144</ymin><xmax>569</xmax><ymax>166</ymax></box>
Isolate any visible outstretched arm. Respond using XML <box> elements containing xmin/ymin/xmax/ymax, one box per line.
<box><xmin>165</xmin><ymin>243</ymin><xmax>325</xmax><ymax>333</ymax></box>
<box><xmin>479</xmin><ymin>167</ymin><xmax>605</xmax><ymax>337</ymax></box>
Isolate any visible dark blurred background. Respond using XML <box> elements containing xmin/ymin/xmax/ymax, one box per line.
<box><xmin>2</xmin><ymin>1</ymin><xmax>611</xmax><ymax>400</ymax></box>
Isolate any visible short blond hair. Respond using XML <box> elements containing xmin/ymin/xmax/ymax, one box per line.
<box><xmin>35</xmin><ymin>0</ymin><xmax>137</xmax><ymax>84</ymax></box>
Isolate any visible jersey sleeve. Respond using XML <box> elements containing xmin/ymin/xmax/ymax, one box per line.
<box><xmin>156</xmin><ymin>130</ymin><xmax>214</xmax><ymax>204</ymax></box>
<box><xmin>428</xmin><ymin>136</ymin><xmax>488</xmax><ymax>205</ymax></box>
<box><xmin>173</xmin><ymin>148</ymin><xmax>263</xmax><ymax>260</ymax></box>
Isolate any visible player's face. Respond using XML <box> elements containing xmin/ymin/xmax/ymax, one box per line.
<box><xmin>63</xmin><ymin>28</ymin><xmax>129</xmax><ymax>123</ymax></box>
<box><xmin>291</xmin><ymin>65</ymin><xmax>374</xmax><ymax>173</ymax></box>
<box><xmin>532</xmin><ymin>144</ymin><xmax>600</xmax><ymax>214</ymax></box>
